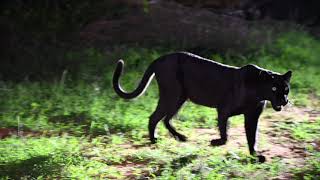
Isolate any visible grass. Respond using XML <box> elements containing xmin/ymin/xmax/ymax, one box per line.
<box><xmin>271</xmin><ymin>117</ymin><xmax>320</xmax><ymax>179</ymax></box>
<box><xmin>0</xmin><ymin>31</ymin><xmax>319</xmax><ymax>179</ymax></box>
<box><xmin>0</xmin><ymin>135</ymin><xmax>285</xmax><ymax>179</ymax></box>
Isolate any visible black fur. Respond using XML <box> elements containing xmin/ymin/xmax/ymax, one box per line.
<box><xmin>113</xmin><ymin>52</ymin><xmax>292</xmax><ymax>162</ymax></box>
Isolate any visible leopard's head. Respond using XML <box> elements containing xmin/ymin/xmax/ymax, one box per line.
<box><xmin>260</xmin><ymin>71</ymin><xmax>292</xmax><ymax>111</ymax></box>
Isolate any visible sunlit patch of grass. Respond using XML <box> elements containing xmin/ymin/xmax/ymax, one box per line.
<box><xmin>0</xmin><ymin>136</ymin><xmax>83</xmax><ymax>179</ymax></box>
<box><xmin>271</xmin><ymin>117</ymin><xmax>320</xmax><ymax>179</ymax></box>
<box><xmin>177</xmin><ymin>102</ymin><xmax>217</xmax><ymax>128</ymax></box>
<box><xmin>66</xmin><ymin>159</ymin><xmax>111</xmax><ymax>179</ymax></box>
<box><xmin>292</xmin><ymin>120</ymin><xmax>320</xmax><ymax>142</ymax></box>
<box><xmin>291</xmin><ymin>149</ymin><xmax>320</xmax><ymax>179</ymax></box>
<box><xmin>274</xmin><ymin>118</ymin><xmax>320</xmax><ymax>142</ymax></box>
<box><xmin>0</xmin><ymin>132</ymin><xmax>290</xmax><ymax>179</ymax></box>
<box><xmin>154</xmin><ymin>144</ymin><xmax>284</xmax><ymax>179</ymax></box>
<box><xmin>229</xmin><ymin>115</ymin><xmax>244</xmax><ymax>127</ymax></box>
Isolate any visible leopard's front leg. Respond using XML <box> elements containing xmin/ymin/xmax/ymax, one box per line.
<box><xmin>244</xmin><ymin>102</ymin><xmax>266</xmax><ymax>163</ymax></box>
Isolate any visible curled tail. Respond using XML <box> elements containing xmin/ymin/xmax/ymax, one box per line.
<box><xmin>113</xmin><ymin>59</ymin><xmax>155</xmax><ymax>99</ymax></box>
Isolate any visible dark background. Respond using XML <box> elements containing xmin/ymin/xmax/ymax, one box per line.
<box><xmin>1</xmin><ymin>0</ymin><xmax>320</xmax><ymax>81</ymax></box>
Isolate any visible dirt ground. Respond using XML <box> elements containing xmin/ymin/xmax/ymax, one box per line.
<box><xmin>110</xmin><ymin>105</ymin><xmax>320</xmax><ymax>179</ymax></box>
<box><xmin>1</xmin><ymin>105</ymin><xmax>319</xmax><ymax>179</ymax></box>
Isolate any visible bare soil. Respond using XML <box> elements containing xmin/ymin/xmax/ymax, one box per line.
<box><xmin>112</xmin><ymin>106</ymin><xmax>319</xmax><ymax>179</ymax></box>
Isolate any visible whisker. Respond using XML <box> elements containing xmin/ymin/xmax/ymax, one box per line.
<box><xmin>287</xmin><ymin>99</ymin><xmax>294</xmax><ymax>107</ymax></box>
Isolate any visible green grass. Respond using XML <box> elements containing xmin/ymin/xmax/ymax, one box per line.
<box><xmin>269</xmin><ymin>115</ymin><xmax>320</xmax><ymax>179</ymax></box>
<box><xmin>0</xmin><ymin>31</ymin><xmax>320</xmax><ymax>178</ymax></box>
<box><xmin>275</xmin><ymin>118</ymin><xmax>320</xmax><ymax>179</ymax></box>
<box><xmin>0</xmin><ymin>135</ymin><xmax>285</xmax><ymax>179</ymax></box>
<box><xmin>292</xmin><ymin>150</ymin><xmax>320</xmax><ymax>180</ymax></box>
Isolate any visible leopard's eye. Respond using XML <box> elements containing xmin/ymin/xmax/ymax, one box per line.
<box><xmin>272</xmin><ymin>87</ymin><xmax>277</xmax><ymax>91</ymax></box>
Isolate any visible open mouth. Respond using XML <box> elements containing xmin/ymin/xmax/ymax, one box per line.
<box><xmin>272</xmin><ymin>99</ymin><xmax>290</xmax><ymax>111</ymax></box>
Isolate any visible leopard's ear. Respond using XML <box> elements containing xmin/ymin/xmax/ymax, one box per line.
<box><xmin>283</xmin><ymin>71</ymin><xmax>292</xmax><ymax>82</ymax></box>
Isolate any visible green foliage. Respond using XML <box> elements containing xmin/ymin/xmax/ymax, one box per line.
<box><xmin>0</xmin><ymin>136</ymin><xmax>83</xmax><ymax>178</ymax></box>
<box><xmin>272</xmin><ymin>116</ymin><xmax>320</xmax><ymax>179</ymax></box>
<box><xmin>273</xmin><ymin>117</ymin><xmax>320</xmax><ymax>142</ymax></box>
<box><xmin>1</xmin><ymin>0</ymin><xmax>129</xmax><ymax>41</ymax></box>
<box><xmin>292</xmin><ymin>150</ymin><xmax>320</xmax><ymax>180</ymax></box>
